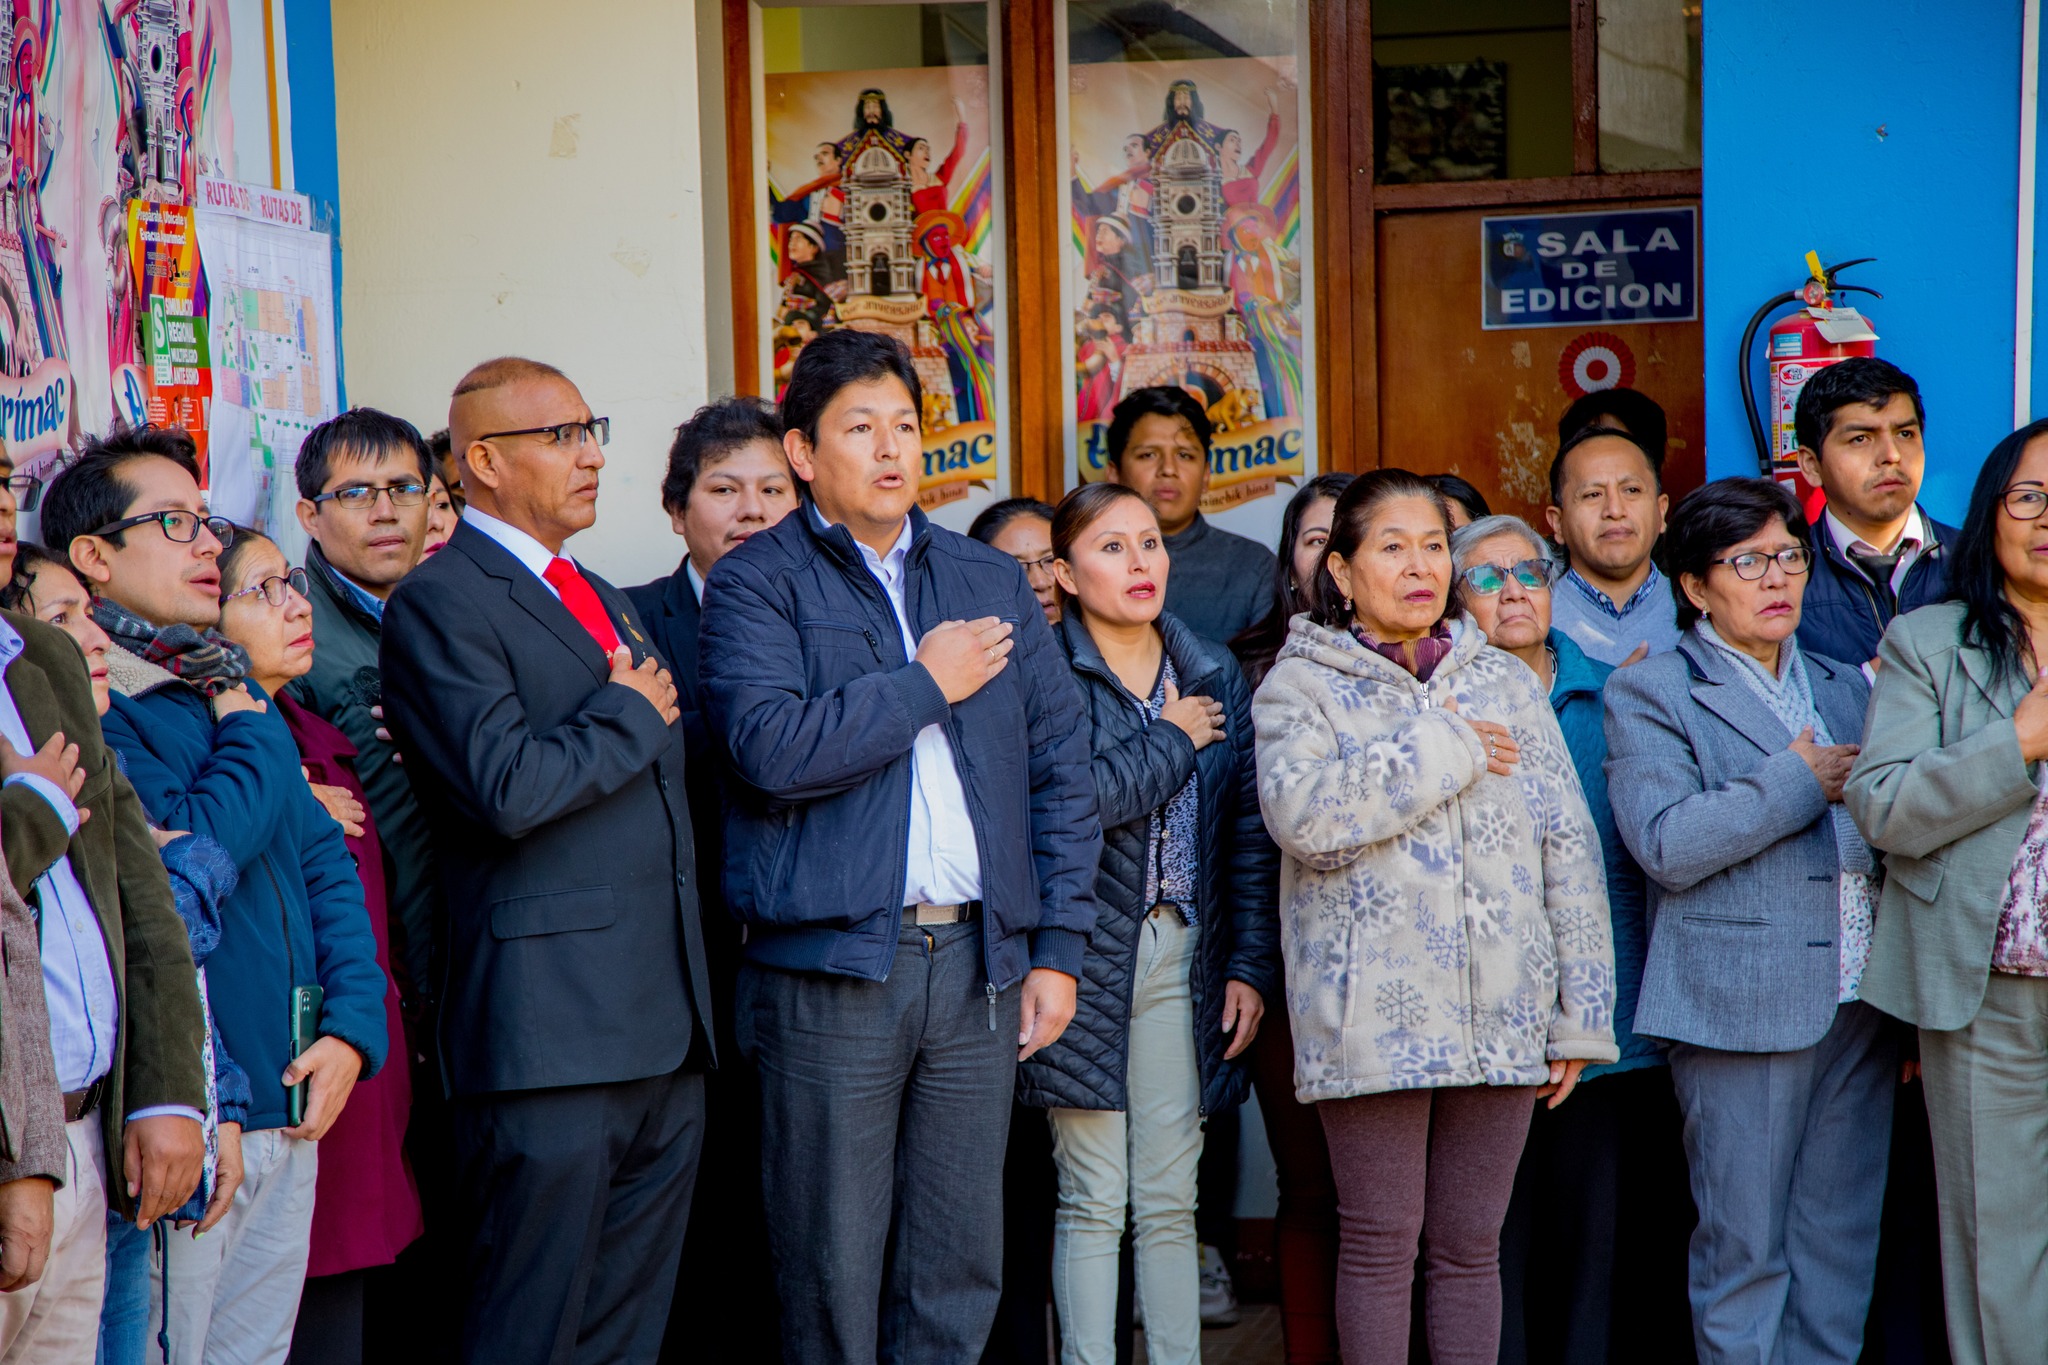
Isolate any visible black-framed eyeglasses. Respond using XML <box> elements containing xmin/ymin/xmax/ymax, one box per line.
<box><xmin>1015</xmin><ymin>553</ymin><xmax>1056</xmax><ymax>579</ymax></box>
<box><xmin>1459</xmin><ymin>558</ymin><xmax>1556</xmax><ymax>596</ymax></box>
<box><xmin>310</xmin><ymin>480</ymin><xmax>428</xmax><ymax>511</ymax></box>
<box><xmin>222</xmin><ymin>567</ymin><xmax>310</xmax><ymax>609</ymax></box>
<box><xmin>4</xmin><ymin>473</ymin><xmax>40</xmax><ymax>512</ymax></box>
<box><xmin>2004</xmin><ymin>486</ymin><xmax>2048</xmax><ymax>520</ymax></box>
<box><xmin>474</xmin><ymin>417</ymin><xmax>610</xmax><ymax>449</ymax></box>
<box><xmin>1708</xmin><ymin>546</ymin><xmax>1813</xmax><ymax>580</ymax></box>
<box><xmin>88</xmin><ymin>511</ymin><xmax>236</xmax><ymax>547</ymax></box>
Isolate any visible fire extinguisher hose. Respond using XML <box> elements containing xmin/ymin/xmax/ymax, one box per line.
<box><xmin>1739</xmin><ymin>289</ymin><xmax>1800</xmax><ymax>478</ymax></box>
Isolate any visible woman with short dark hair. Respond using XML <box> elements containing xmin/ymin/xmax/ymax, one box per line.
<box><xmin>1846</xmin><ymin>418</ymin><xmax>2048</xmax><ymax>1363</ymax></box>
<box><xmin>1604</xmin><ymin>477</ymin><xmax>1887</xmax><ymax>1365</ymax></box>
<box><xmin>1253</xmin><ymin>468</ymin><xmax>1616</xmax><ymax>1364</ymax></box>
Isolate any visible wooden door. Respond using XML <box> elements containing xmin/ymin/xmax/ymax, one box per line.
<box><xmin>1374</xmin><ymin>200</ymin><xmax>1705</xmax><ymax>525</ymax></box>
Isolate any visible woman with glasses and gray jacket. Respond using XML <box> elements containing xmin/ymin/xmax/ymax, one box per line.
<box><xmin>1603</xmin><ymin>477</ymin><xmax>1888</xmax><ymax>1365</ymax></box>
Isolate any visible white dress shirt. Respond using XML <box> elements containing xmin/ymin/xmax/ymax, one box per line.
<box><xmin>686</xmin><ymin>560</ymin><xmax>708</xmax><ymax>606</ymax></box>
<box><xmin>0</xmin><ymin>620</ymin><xmax>197</xmax><ymax>1121</ymax></box>
<box><xmin>464</xmin><ymin>507</ymin><xmax>568</xmax><ymax>597</ymax></box>
<box><xmin>1825</xmin><ymin>504</ymin><xmax>1930</xmax><ymax>593</ymax></box>
<box><xmin>814</xmin><ymin>507</ymin><xmax>983</xmax><ymax>906</ymax></box>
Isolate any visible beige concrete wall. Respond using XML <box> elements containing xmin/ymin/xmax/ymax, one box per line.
<box><xmin>331</xmin><ymin>0</ymin><xmax>709</xmax><ymax>584</ymax></box>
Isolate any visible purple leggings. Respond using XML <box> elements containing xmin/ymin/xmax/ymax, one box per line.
<box><xmin>1319</xmin><ymin>1085</ymin><xmax>1536</xmax><ymax>1365</ymax></box>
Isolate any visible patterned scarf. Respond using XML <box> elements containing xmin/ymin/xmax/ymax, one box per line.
<box><xmin>1349</xmin><ymin>619</ymin><xmax>1453</xmax><ymax>683</ymax></box>
<box><xmin>1697</xmin><ymin>621</ymin><xmax>1873</xmax><ymax>876</ymax></box>
<box><xmin>92</xmin><ymin>597</ymin><xmax>251</xmax><ymax>698</ymax></box>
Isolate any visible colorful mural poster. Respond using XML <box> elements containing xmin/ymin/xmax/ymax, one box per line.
<box><xmin>0</xmin><ymin>0</ymin><xmax>238</xmax><ymax>483</ymax></box>
<box><xmin>1069</xmin><ymin>56</ymin><xmax>1310</xmax><ymax>515</ymax></box>
<box><xmin>129</xmin><ymin>198</ymin><xmax>210</xmax><ymax>475</ymax></box>
<box><xmin>764</xmin><ymin>67</ymin><xmax>999</xmax><ymax>510</ymax></box>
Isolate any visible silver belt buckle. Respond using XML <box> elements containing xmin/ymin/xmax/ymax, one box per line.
<box><xmin>911</xmin><ymin>901</ymin><xmax>959</xmax><ymax>926</ymax></box>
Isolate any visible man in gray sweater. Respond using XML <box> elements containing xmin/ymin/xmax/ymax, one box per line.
<box><xmin>1103</xmin><ymin>387</ymin><xmax>1277</xmax><ymax>648</ymax></box>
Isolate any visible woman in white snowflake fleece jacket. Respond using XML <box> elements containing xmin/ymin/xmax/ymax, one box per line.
<box><xmin>1249</xmin><ymin>470</ymin><xmax>1616</xmax><ymax>1364</ymax></box>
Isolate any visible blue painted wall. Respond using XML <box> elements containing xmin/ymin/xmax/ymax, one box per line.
<box><xmin>283</xmin><ymin>0</ymin><xmax>345</xmax><ymax>406</ymax></box>
<box><xmin>1703</xmin><ymin>0</ymin><xmax>2025</xmax><ymax>524</ymax></box>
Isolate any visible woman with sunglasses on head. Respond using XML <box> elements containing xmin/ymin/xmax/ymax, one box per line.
<box><xmin>1448</xmin><ymin>515</ymin><xmax>1687</xmax><ymax>1363</ymax></box>
<box><xmin>213</xmin><ymin>529</ymin><xmax>419</xmax><ymax>1365</ymax></box>
<box><xmin>1603</xmin><ymin>478</ymin><xmax>1889</xmax><ymax>1365</ymax></box>
<box><xmin>1845</xmin><ymin>420</ymin><xmax>2048</xmax><ymax>1364</ymax></box>
<box><xmin>1252</xmin><ymin>470</ymin><xmax>1616</xmax><ymax>1365</ymax></box>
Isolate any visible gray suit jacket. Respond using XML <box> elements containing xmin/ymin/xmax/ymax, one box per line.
<box><xmin>1845</xmin><ymin>601</ymin><xmax>2041</xmax><ymax>1031</ymax></box>
<box><xmin>1604</xmin><ymin>633</ymin><xmax>1871</xmax><ymax>1053</ymax></box>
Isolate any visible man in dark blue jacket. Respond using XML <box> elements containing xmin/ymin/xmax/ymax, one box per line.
<box><xmin>42</xmin><ymin>430</ymin><xmax>387</xmax><ymax>1360</ymax></box>
<box><xmin>699</xmin><ymin>329</ymin><xmax>1100</xmax><ymax>1364</ymax></box>
<box><xmin>1792</xmin><ymin>357</ymin><xmax>1957</xmax><ymax>668</ymax></box>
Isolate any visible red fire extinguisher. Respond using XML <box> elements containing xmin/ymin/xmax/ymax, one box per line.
<box><xmin>1740</xmin><ymin>253</ymin><xmax>1883</xmax><ymax>511</ymax></box>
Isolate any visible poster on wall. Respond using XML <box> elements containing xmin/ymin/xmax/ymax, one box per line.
<box><xmin>1067</xmin><ymin>55</ymin><xmax>1313</xmax><ymax>530</ymax></box>
<box><xmin>129</xmin><ymin>199</ymin><xmax>210</xmax><ymax>475</ymax></box>
<box><xmin>194</xmin><ymin>178</ymin><xmax>336</xmax><ymax>559</ymax></box>
<box><xmin>764</xmin><ymin>67</ymin><xmax>1001</xmax><ymax>512</ymax></box>
<box><xmin>0</xmin><ymin>0</ymin><xmax>240</xmax><ymax>489</ymax></box>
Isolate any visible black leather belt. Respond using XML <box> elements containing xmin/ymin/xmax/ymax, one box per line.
<box><xmin>63</xmin><ymin>1076</ymin><xmax>105</xmax><ymax>1123</ymax></box>
<box><xmin>907</xmin><ymin>900</ymin><xmax>981</xmax><ymax>926</ymax></box>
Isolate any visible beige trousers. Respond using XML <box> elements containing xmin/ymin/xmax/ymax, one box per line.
<box><xmin>0</xmin><ymin>1117</ymin><xmax>108</xmax><ymax>1362</ymax></box>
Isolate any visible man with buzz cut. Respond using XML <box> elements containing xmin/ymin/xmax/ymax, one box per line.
<box><xmin>380</xmin><ymin>356</ymin><xmax>715</xmax><ymax>1365</ymax></box>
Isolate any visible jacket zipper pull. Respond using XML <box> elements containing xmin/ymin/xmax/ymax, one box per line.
<box><xmin>986</xmin><ymin>982</ymin><xmax>998</xmax><ymax>1033</ymax></box>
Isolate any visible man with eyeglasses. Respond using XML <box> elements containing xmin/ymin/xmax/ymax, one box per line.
<box><xmin>0</xmin><ymin>434</ymin><xmax>211</xmax><ymax>1360</ymax></box>
<box><xmin>380</xmin><ymin>356</ymin><xmax>714</xmax><ymax>1364</ymax></box>
<box><xmin>41</xmin><ymin>427</ymin><xmax>388</xmax><ymax>1362</ymax></box>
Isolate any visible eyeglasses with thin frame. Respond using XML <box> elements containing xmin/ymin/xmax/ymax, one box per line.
<box><xmin>3</xmin><ymin>473</ymin><xmax>40</xmax><ymax>512</ymax></box>
<box><xmin>222</xmin><ymin>566</ymin><xmax>310</xmax><ymax>609</ymax></box>
<box><xmin>474</xmin><ymin>417</ymin><xmax>611</xmax><ymax>449</ymax></box>
<box><xmin>88</xmin><ymin>511</ymin><xmax>236</xmax><ymax>548</ymax></box>
<box><xmin>1015</xmin><ymin>553</ymin><xmax>1056</xmax><ymax>580</ymax></box>
<box><xmin>1459</xmin><ymin>558</ymin><xmax>1556</xmax><ymax>597</ymax></box>
<box><xmin>1708</xmin><ymin>546</ymin><xmax>1813</xmax><ymax>581</ymax></box>
<box><xmin>2003</xmin><ymin>485</ymin><xmax>2048</xmax><ymax>520</ymax></box>
<box><xmin>309</xmin><ymin>480</ymin><xmax>429</xmax><ymax>511</ymax></box>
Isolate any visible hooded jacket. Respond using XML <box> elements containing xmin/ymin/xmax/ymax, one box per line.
<box><xmin>1017</xmin><ymin>611</ymin><xmax>1279</xmax><ymax>1116</ymax></box>
<box><xmin>1252</xmin><ymin>614</ymin><xmax>1618</xmax><ymax>1101</ymax></box>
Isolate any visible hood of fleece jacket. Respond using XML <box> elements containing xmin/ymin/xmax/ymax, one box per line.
<box><xmin>1273</xmin><ymin>610</ymin><xmax>1490</xmax><ymax>689</ymax></box>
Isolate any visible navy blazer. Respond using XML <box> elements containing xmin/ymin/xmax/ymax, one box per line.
<box><xmin>381</xmin><ymin>522</ymin><xmax>714</xmax><ymax>1096</ymax></box>
<box><xmin>1602</xmin><ymin>633</ymin><xmax>1872</xmax><ymax>1054</ymax></box>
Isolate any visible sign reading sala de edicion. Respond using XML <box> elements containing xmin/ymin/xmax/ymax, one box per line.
<box><xmin>1481</xmin><ymin>206</ymin><xmax>1697</xmax><ymax>331</ymax></box>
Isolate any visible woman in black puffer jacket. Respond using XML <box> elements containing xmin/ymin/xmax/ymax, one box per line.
<box><xmin>1018</xmin><ymin>482</ymin><xmax>1280</xmax><ymax>1365</ymax></box>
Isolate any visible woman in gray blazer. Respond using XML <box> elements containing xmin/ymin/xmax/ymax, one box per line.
<box><xmin>1845</xmin><ymin>418</ymin><xmax>2048</xmax><ymax>1365</ymax></box>
<box><xmin>1604</xmin><ymin>478</ymin><xmax>1890</xmax><ymax>1365</ymax></box>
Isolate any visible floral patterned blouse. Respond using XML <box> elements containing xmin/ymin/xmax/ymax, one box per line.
<box><xmin>1993</xmin><ymin>772</ymin><xmax>2048</xmax><ymax>976</ymax></box>
<box><xmin>1137</xmin><ymin>656</ymin><xmax>1199</xmax><ymax>925</ymax></box>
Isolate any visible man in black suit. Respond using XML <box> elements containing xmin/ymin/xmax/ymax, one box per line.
<box><xmin>624</xmin><ymin>396</ymin><xmax>795</xmax><ymax>1360</ymax></box>
<box><xmin>380</xmin><ymin>356</ymin><xmax>713</xmax><ymax>1365</ymax></box>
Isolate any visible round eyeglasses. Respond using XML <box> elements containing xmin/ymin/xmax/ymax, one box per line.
<box><xmin>1459</xmin><ymin>558</ymin><xmax>1556</xmax><ymax>596</ymax></box>
<box><xmin>310</xmin><ymin>480</ymin><xmax>429</xmax><ymax>511</ymax></box>
<box><xmin>1707</xmin><ymin>546</ymin><xmax>1813</xmax><ymax>580</ymax></box>
<box><xmin>222</xmin><ymin>567</ymin><xmax>311</xmax><ymax>608</ymax></box>
<box><xmin>88</xmin><ymin>511</ymin><xmax>236</xmax><ymax>547</ymax></box>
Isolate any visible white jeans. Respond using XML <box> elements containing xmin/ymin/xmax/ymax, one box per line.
<box><xmin>1050</xmin><ymin>909</ymin><xmax>1205</xmax><ymax>1365</ymax></box>
<box><xmin>0</xmin><ymin>1117</ymin><xmax>107</xmax><ymax>1361</ymax></box>
<box><xmin>151</xmin><ymin>1128</ymin><xmax>317</xmax><ymax>1365</ymax></box>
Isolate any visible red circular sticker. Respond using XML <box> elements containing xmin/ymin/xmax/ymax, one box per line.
<box><xmin>1558</xmin><ymin>332</ymin><xmax>1637</xmax><ymax>398</ymax></box>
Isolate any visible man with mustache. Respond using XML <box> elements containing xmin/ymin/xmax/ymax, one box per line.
<box><xmin>699</xmin><ymin>328</ymin><xmax>1099</xmax><ymax>1362</ymax></box>
<box><xmin>1793</xmin><ymin>357</ymin><xmax>1956</xmax><ymax>670</ymax></box>
<box><xmin>379</xmin><ymin>357</ymin><xmax>713</xmax><ymax>1365</ymax></box>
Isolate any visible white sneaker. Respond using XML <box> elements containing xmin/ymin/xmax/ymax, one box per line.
<box><xmin>1197</xmin><ymin>1244</ymin><xmax>1240</xmax><ymax>1327</ymax></box>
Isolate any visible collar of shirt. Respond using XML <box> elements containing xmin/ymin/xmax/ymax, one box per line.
<box><xmin>685</xmin><ymin>559</ymin><xmax>707</xmax><ymax>605</ymax></box>
<box><xmin>1563</xmin><ymin>564</ymin><xmax>1663</xmax><ymax>620</ymax></box>
<box><xmin>332</xmin><ymin>566</ymin><xmax>387</xmax><ymax>622</ymax></box>
<box><xmin>1825</xmin><ymin>504</ymin><xmax>1930</xmax><ymax>580</ymax></box>
<box><xmin>809</xmin><ymin>503</ymin><xmax>914</xmax><ymax>592</ymax></box>
<box><xmin>463</xmin><ymin>508</ymin><xmax>568</xmax><ymax>597</ymax></box>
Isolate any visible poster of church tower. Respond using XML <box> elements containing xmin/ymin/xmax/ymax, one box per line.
<box><xmin>1070</xmin><ymin>59</ymin><xmax>1312</xmax><ymax>519</ymax></box>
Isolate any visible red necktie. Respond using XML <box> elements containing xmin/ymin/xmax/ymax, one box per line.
<box><xmin>543</xmin><ymin>557</ymin><xmax>621</xmax><ymax>655</ymax></box>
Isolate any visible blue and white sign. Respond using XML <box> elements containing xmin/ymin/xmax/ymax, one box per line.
<box><xmin>1481</xmin><ymin>206</ymin><xmax>1698</xmax><ymax>330</ymax></box>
